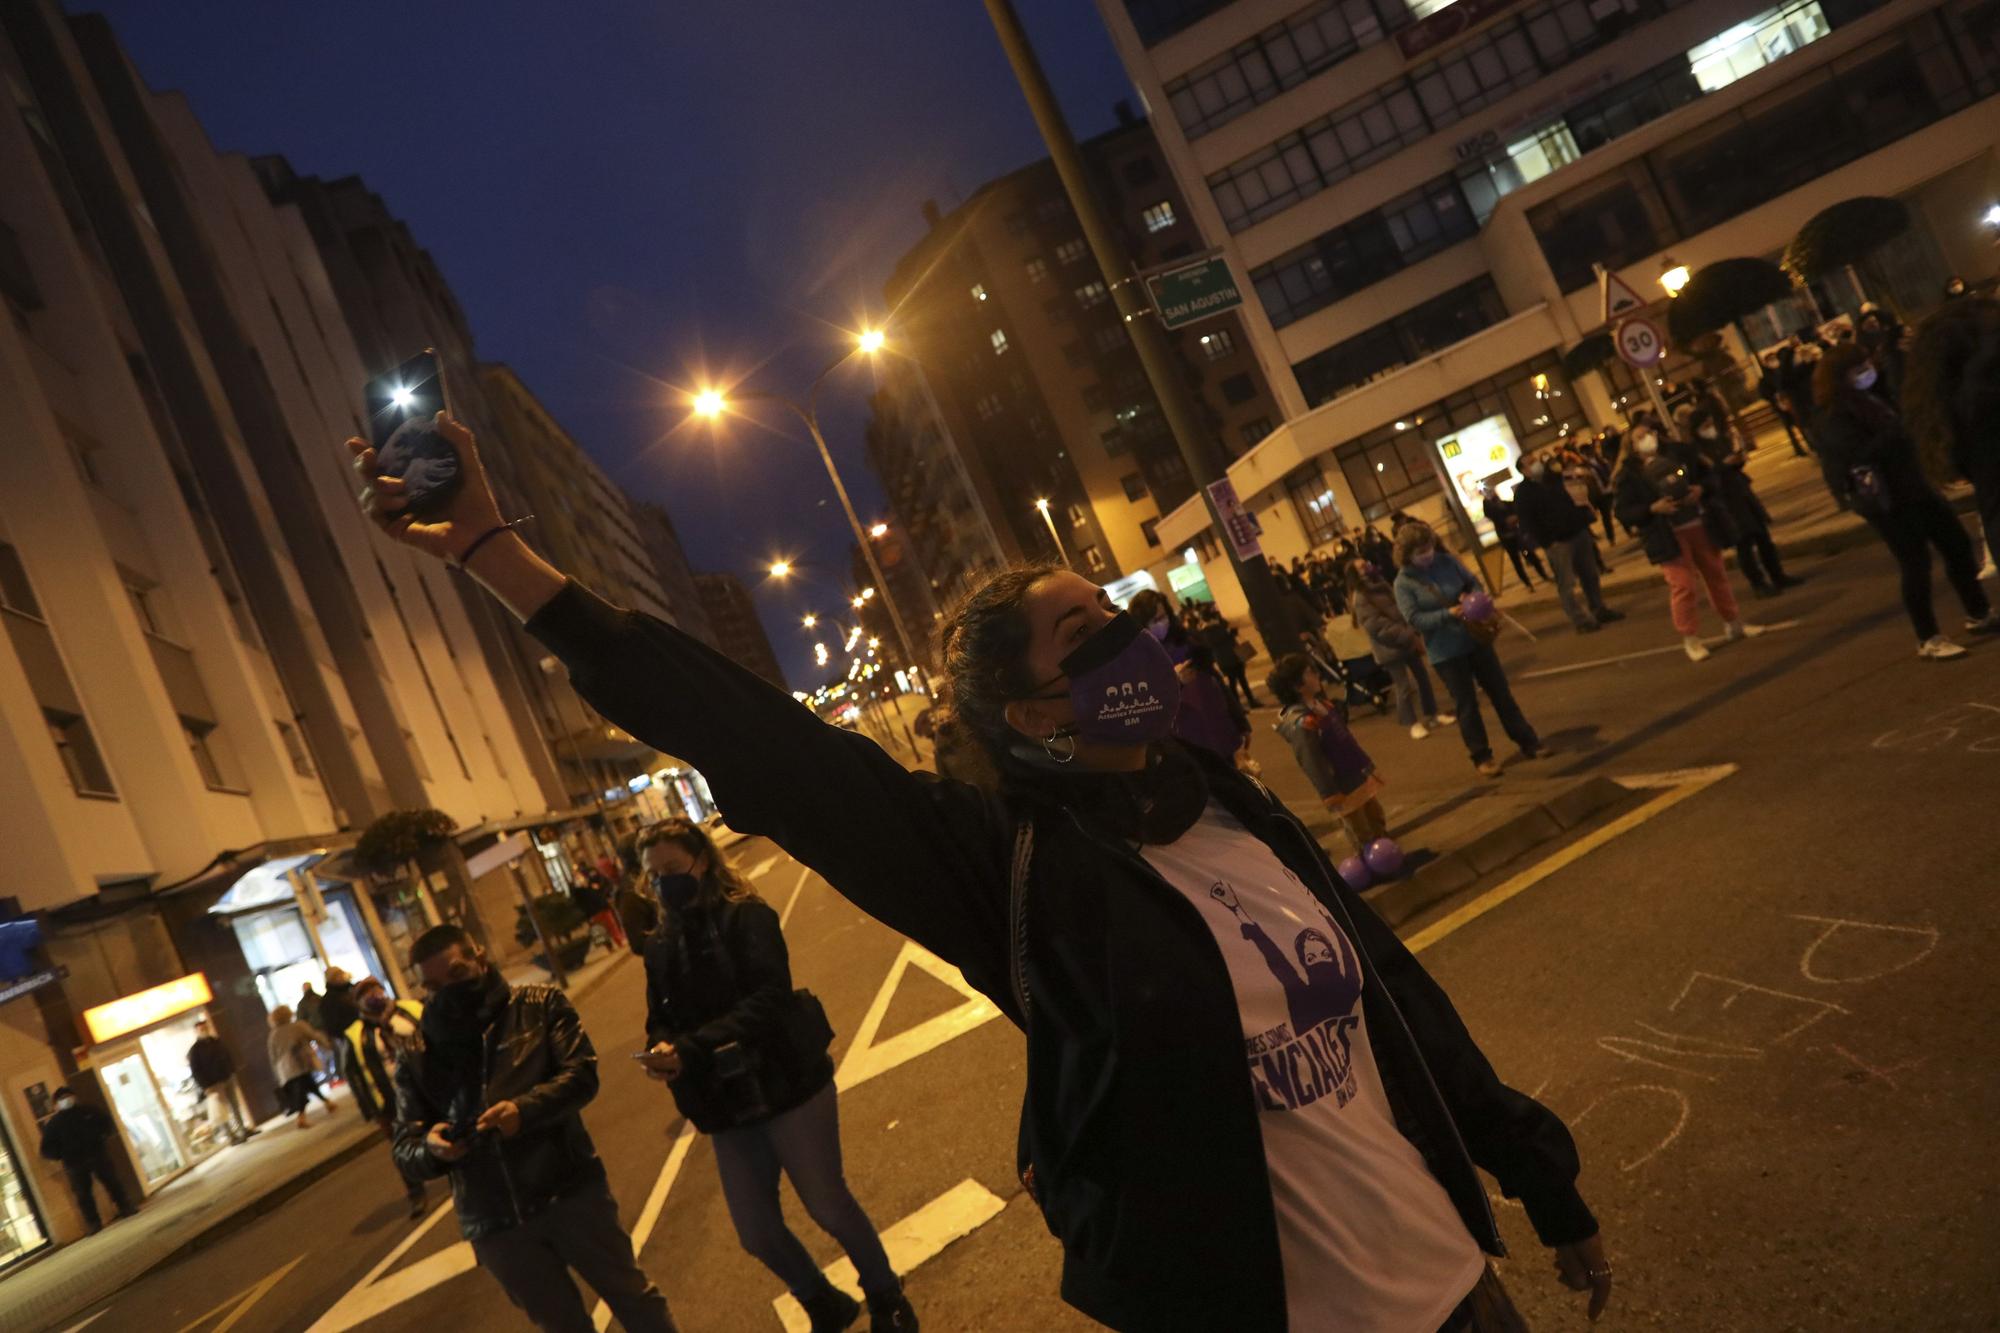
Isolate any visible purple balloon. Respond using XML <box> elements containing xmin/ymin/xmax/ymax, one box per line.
<box><xmin>1336</xmin><ymin>854</ymin><xmax>1371</xmax><ymax>890</ymax></box>
<box><xmin>1460</xmin><ymin>590</ymin><xmax>1496</xmax><ymax>622</ymax></box>
<box><xmin>1363</xmin><ymin>837</ymin><xmax>1405</xmax><ymax>877</ymax></box>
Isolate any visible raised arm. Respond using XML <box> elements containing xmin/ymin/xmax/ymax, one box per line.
<box><xmin>347</xmin><ymin>421</ymin><xmax>1012</xmax><ymax>1002</ymax></box>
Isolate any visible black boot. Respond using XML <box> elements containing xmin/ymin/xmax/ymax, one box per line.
<box><xmin>866</xmin><ymin>1284</ymin><xmax>920</xmax><ymax>1332</ymax></box>
<box><xmin>800</xmin><ymin>1286</ymin><xmax>861</xmax><ymax>1333</ymax></box>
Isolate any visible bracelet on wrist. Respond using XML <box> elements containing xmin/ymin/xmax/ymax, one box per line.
<box><xmin>451</xmin><ymin>516</ymin><xmax>533</xmax><ymax>572</ymax></box>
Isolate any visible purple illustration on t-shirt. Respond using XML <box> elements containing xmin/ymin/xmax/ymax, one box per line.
<box><xmin>1209</xmin><ymin>882</ymin><xmax>1364</xmax><ymax>1113</ymax></box>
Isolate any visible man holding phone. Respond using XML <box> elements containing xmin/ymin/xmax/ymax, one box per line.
<box><xmin>390</xmin><ymin>925</ymin><xmax>678</xmax><ymax>1332</ymax></box>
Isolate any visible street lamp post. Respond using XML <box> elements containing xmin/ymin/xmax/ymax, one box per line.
<box><xmin>694</xmin><ymin>333</ymin><xmax>923</xmax><ymax>671</ymax></box>
<box><xmin>1033</xmin><ymin>497</ymin><xmax>1070</xmax><ymax>568</ymax></box>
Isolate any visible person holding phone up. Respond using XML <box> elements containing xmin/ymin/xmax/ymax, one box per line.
<box><xmin>634</xmin><ymin>820</ymin><xmax>916</xmax><ymax>1333</ymax></box>
<box><xmin>391</xmin><ymin>924</ymin><xmax>678</xmax><ymax>1333</ymax></box>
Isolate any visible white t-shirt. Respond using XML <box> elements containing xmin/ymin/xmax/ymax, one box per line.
<box><xmin>1142</xmin><ymin>807</ymin><xmax>1484</xmax><ymax>1332</ymax></box>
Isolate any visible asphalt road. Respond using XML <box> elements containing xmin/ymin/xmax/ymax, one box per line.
<box><xmin>58</xmin><ymin>530</ymin><xmax>2000</xmax><ymax>1332</ymax></box>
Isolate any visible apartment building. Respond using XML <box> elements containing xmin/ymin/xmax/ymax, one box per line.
<box><xmin>632</xmin><ymin>500</ymin><xmax>721</xmax><ymax>651</ymax></box>
<box><xmin>874</xmin><ymin>111</ymin><xmax>1284</xmax><ymax>602</ymax></box>
<box><xmin>0</xmin><ymin>1</ymin><xmax>593</xmax><ymax>1252</ymax></box>
<box><xmin>1100</xmin><ymin>0</ymin><xmax>2000</xmax><ymax>595</ymax></box>
<box><xmin>694</xmin><ymin>573</ymin><xmax>789</xmax><ymax>691</ymax></box>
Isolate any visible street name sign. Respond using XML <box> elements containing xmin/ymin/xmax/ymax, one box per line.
<box><xmin>1146</xmin><ymin>254</ymin><xmax>1244</xmax><ymax>330</ymax></box>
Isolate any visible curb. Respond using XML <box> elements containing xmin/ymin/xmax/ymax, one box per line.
<box><xmin>1361</xmin><ymin>776</ymin><xmax>1633</xmax><ymax>931</ymax></box>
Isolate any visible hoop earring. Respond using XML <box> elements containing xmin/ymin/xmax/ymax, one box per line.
<box><xmin>1042</xmin><ymin>727</ymin><xmax>1077</xmax><ymax>765</ymax></box>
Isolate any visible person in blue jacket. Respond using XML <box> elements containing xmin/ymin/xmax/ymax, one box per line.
<box><xmin>1392</xmin><ymin>523</ymin><xmax>1545</xmax><ymax>778</ymax></box>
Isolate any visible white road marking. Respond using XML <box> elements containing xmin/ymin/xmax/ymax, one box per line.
<box><xmin>748</xmin><ymin>853</ymin><xmax>781</xmax><ymax>880</ymax></box>
<box><xmin>1516</xmin><ymin>621</ymin><xmax>1802</xmax><ymax>679</ymax></box>
<box><xmin>771</xmin><ymin>1180</ymin><xmax>1007</xmax><ymax>1332</ymax></box>
<box><xmin>304</xmin><ymin>1200</ymin><xmax>467</xmax><ymax>1333</ymax></box>
<box><xmin>57</xmin><ymin>1314</ymin><xmax>109</xmax><ymax>1333</ymax></box>
<box><xmin>779</xmin><ymin>862</ymin><xmax>813</xmax><ymax>929</ymax></box>
<box><xmin>835</xmin><ymin>942</ymin><xmax>1004</xmax><ymax>1093</ymax></box>
<box><xmin>173</xmin><ymin>1255</ymin><xmax>304</xmax><ymax>1333</ymax></box>
<box><xmin>1403</xmin><ymin>765</ymin><xmax>1737</xmax><ymax>954</ymax></box>
<box><xmin>590</xmin><ymin>1121</ymin><xmax>701</xmax><ymax>1331</ymax></box>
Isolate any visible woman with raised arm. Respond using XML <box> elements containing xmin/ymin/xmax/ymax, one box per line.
<box><xmin>351</xmin><ymin>418</ymin><xmax>1613</xmax><ymax>1333</ymax></box>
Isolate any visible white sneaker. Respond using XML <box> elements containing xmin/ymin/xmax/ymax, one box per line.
<box><xmin>1409</xmin><ymin>722</ymin><xmax>1430</xmax><ymax>740</ymax></box>
<box><xmin>1684</xmin><ymin>636</ymin><xmax>1711</xmax><ymax>662</ymax></box>
<box><xmin>1978</xmin><ymin>561</ymin><xmax>1998</xmax><ymax>580</ymax></box>
<box><xmin>1434</xmin><ymin>711</ymin><xmax>1457</xmax><ymax>725</ymax></box>
<box><xmin>1967</xmin><ymin>611</ymin><xmax>2000</xmax><ymax>634</ymax></box>
<box><xmin>1918</xmin><ymin>636</ymin><xmax>1968</xmax><ymax>660</ymax></box>
<box><xmin>1724</xmin><ymin>621</ymin><xmax>1766</xmax><ymax>642</ymax></box>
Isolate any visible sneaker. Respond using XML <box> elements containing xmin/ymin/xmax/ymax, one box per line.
<box><xmin>800</xmin><ymin>1285</ymin><xmax>862</xmax><ymax>1333</ymax></box>
<box><xmin>1476</xmin><ymin>758</ymin><xmax>1504</xmax><ymax>778</ymax></box>
<box><xmin>1978</xmin><ymin>561</ymin><xmax>1998</xmax><ymax>580</ymax></box>
<box><xmin>1409</xmin><ymin>721</ymin><xmax>1430</xmax><ymax>740</ymax></box>
<box><xmin>1594</xmin><ymin>607</ymin><xmax>1626</xmax><ymax>623</ymax></box>
<box><xmin>1966</xmin><ymin>611</ymin><xmax>2000</xmax><ymax>634</ymax></box>
<box><xmin>866</xmin><ymin>1286</ymin><xmax>920</xmax><ymax>1332</ymax></box>
<box><xmin>1918</xmin><ymin>636</ymin><xmax>1969</xmax><ymax>660</ymax></box>
<box><xmin>1517</xmin><ymin>744</ymin><xmax>1548</xmax><ymax>760</ymax></box>
<box><xmin>1684</xmin><ymin>636</ymin><xmax>1711</xmax><ymax>662</ymax></box>
<box><xmin>1434</xmin><ymin>711</ymin><xmax>1457</xmax><ymax>725</ymax></box>
<box><xmin>1724</xmin><ymin>621</ymin><xmax>1766</xmax><ymax>642</ymax></box>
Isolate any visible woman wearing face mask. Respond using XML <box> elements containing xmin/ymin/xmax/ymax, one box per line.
<box><xmin>633</xmin><ymin>819</ymin><xmax>912</xmax><ymax>1333</ymax></box>
<box><xmin>1345</xmin><ymin>558</ymin><xmax>1453</xmax><ymax>739</ymax></box>
<box><xmin>1812</xmin><ymin>344</ymin><xmax>1997</xmax><ymax>659</ymax></box>
<box><xmin>1392</xmin><ymin>524</ymin><xmax>1545</xmax><ymax>779</ymax></box>
<box><xmin>1688</xmin><ymin>405</ymin><xmax>1801</xmax><ymax>600</ymax></box>
<box><xmin>1613</xmin><ymin>417</ymin><xmax>1763</xmax><ymax>662</ymax></box>
<box><xmin>1126</xmin><ymin>588</ymin><xmax>1191</xmax><ymax>665</ymax></box>
<box><xmin>351</xmin><ymin>418</ymin><xmax>1613</xmax><ymax>1333</ymax></box>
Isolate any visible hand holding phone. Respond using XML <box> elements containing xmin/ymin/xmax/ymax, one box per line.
<box><xmin>634</xmin><ymin>1044</ymin><xmax>681</xmax><ymax>1081</ymax></box>
<box><xmin>366</xmin><ymin>351</ymin><xmax>462</xmax><ymax>518</ymax></box>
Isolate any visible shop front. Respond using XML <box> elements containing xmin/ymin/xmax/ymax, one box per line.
<box><xmin>206</xmin><ymin>854</ymin><xmax>389</xmax><ymax>1012</ymax></box>
<box><xmin>78</xmin><ymin>973</ymin><xmax>228</xmax><ymax>1193</ymax></box>
<box><xmin>0</xmin><ymin>1107</ymin><xmax>46</xmax><ymax>1272</ymax></box>
<box><xmin>0</xmin><ymin>959</ymin><xmax>57</xmax><ymax>1271</ymax></box>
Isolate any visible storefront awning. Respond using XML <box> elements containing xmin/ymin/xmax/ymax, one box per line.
<box><xmin>207</xmin><ymin>852</ymin><xmax>330</xmax><ymax>915</ymax></box>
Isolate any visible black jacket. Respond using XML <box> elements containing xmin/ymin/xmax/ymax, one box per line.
<box><xmin>1692</xmin><ymin>434</ymin><xmax>1770</xmax><ymax>535</ymax></box>
<box><xmin>1511</xmin><ymin>472</ymin><xmax>1594</xmax><ymax>547</ymax></box>
<box><xmin>187</xmin><ymin>1035</ymin><xmax>233</xmax><ymax>1090</ymax></box>
<box><xmin>1613</xmin><ymin>443</ymin><xmax>1736</xmax><ymax>564</ymax></box>
<box><xmin>1814</xmin><ymin>393</ymin><xmax>1938</xmax><ymax>509</ymax></box>
<box><xmin>643</xmin><ymin>896</ymin><xmax>832</xmax><ymax>1133</ymax></box>
<box><xmin>527</xmin><ymin>582</ymin><xmax>1594</xmax><ymax>1333</ymax></box>
<box><xmin>320</xmin><ymin>982</ymin><xmax>361</xmax><ymax>1042</ymax></box>
<box><xmin>39</xmin><ymin>1103</ymin><xmax>115</xmax><ymax>1166</ymax></box>
<box><xmin>390</xmin><ymin>978</ymin><xmax>606</xmax><ymax>1241</ymax></box>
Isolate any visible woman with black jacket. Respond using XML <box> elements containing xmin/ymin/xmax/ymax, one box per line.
<box><xmin>1613</xmin><ymin>416</ymin><xmax>1762</xmax><ymax>663</ymax></box>
<box><xmin>1813</xmin><ymin>343</ymin><xmax>1996</xmax><ymax>660</ymax></box>
<box><xmin>633</xmin><ymin>819</ymin><xmax>913</xmax><ymax>1333</ymax></box>
<box><xmin>350</xmin><ymin>418</ymin><xmax>1613</xmax><ymax>1333</ymax></box>
<box><xmin>1687</xmin><ymin>405</ymin><xmax>1800</xmax><ymax>599</ymax></box>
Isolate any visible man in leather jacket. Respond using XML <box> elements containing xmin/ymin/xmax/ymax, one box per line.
<box><xmin>390</xmin><ymin>926</ymin><xmax>678</xmax><ymax>1332</ymax></box>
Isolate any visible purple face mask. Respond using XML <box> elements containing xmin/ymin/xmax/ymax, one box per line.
<box><xmin>1027</xmin><ymin>612</ymin><xmax>1181</xmax><ymax>746</ymax></box>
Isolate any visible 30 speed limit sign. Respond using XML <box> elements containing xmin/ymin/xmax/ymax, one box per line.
<box><xmin>1615</xmin><ymin>316</ymin><xmax>1666</xmax><ymax>368</ymax></box>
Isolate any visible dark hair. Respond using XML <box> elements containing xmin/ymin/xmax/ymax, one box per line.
<box><xmin>1294</xmin><ymin>927</ymin><xmax>1336</xmax><ymax>969</ymax></box>
<box><xmin>410</xmin><ymin>924</ymin><xmax>475</xmax><ymax>968</ymax></box>
<box><xmin>1813</xmin><ymin>341</ymin><xmax>1872</xmax><ymax>408</ymax></box>
<box><xmin>1266</xmin><ymin>651</ymin><xmax>1312</xmax><ymax>708</ymax></box>
<box><xmin>633</xmin><ymin>818</ymin><xmax>755</xmax><ymax>909</ymax></box>
<box><xmin>938</xmin><ymin>563</ymin><xmax>1062</xmax><ymax>759</ymax></box>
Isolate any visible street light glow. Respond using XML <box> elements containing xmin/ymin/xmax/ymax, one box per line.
<box><xmin>1659</xmin><ymin>262</ymin><xmax>1691</xmax><ymax>296</ymax></box>
<box><xmin>868</xmin><ymin>522</ymin><xmax>889</xmax><ymax>538</ymax></box>
<box><xmin>1034</xmin><ymin>497</ymin><xmax>1050</xmax><ymax>513</ymax></box>
<box><xmin>1984</xmin><ymin>203</ymin><xmax>2000</xmax><ymax>228</ymax></box>
<box><xmin>852</xmin><ymin>596</ymin><xmax>864</xmax><ymax>608</ymax></box>
<box><xmin>693</xmin><ymin>388</ymin><xmax>727</xmax><ymax>418</ymax></box>
<box><xmin>802</xmin><ymin>613</ymin><xmax>817</xmax><ymax>629</ymax></box>
<box><xmin>768</xmin><ymin>560</ymin><xmax>792</xmax><ymax>579</ymax></box>
<box><xmin>861</xmin><ymin>587</ymin><xmax>876</xmax><ymax>600</ymax></box>
<box><xmin>857</xmin><ymin>328</ymin><xmax>887</xmax><ymax>355</ymax></box>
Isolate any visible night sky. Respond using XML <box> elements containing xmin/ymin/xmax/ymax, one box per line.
<box><xmin>75</xmin><ymin>1</ymin><xmax>1134</xmax><ymax>689</ymax></box>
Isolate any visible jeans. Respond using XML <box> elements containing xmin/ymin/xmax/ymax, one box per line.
<box><xmin>470</xmin><ymin>1180</ymin><xmax>678</xmax><ymax>1333</ymax></box>
<box><xmin>1219</xmin><ymin>659</ymin><xmax>1259</xmax><ymax>708</ymax></box>
<box><xmin>1500</xmin><ymin>539</ymin><xmax>1545</xmax><ymax>589</ymax></box>
<box><xmin>1866</xmin><ymin>496</ymin><xmax>1990</xmax><ymax>640</ymax></box>
<box><xmin>63</xmin><ymin>1153</ymin><xmax>132</xmax><ymax>1231</ymax></box>
<box><xmin>1659</xmin><ymin>525</ymin><xmax>1739</xmax><ymax>635</ymax></box>
<box><xmin>1546</xmin><ymin>532</ymin><xmax>1607</xmax><ymax>629</ymax></box>
<box><xmin>711</xmin><ymin>1081</ymin><xmax>897</xmax><ymax>1300</ymax></box>
<box><xmin>1380</xmin><ymin>652</ymin><xmax>1440</xmax><ymax>727</ymax></box>
<box><xmin>1430</xmin><ymin>643</ymin><xmax>1538</xmax><ymax>765</ymax></box>
<box><xmin>1734</xmin><ymin>525</ymin><xmax>1789</xmax><ymax>590</ymax></box>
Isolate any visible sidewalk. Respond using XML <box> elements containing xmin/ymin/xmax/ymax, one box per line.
<box><xmin>2</xmin><ymin>947</ymin><xmax>638</xmax><ymax>1333</ymax></box>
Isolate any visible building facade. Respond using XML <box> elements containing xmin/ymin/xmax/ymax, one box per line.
<box><xmin>632</xmin><ymin>500</ymin><xmax>720</xmax><ymax>651</ymax></box>
<box><xmin>1100</xmin><ymin>0</ymin><xmax>2000</xmax><ymax>586</ymax></box>
<box><xmin>872</xmin><ymin>112</ymin><xmax>1286</xmax><ymax>605</ymax></box>
<box><xmin>693</xmin><ymin>573</ymin><xmax>788</xmax><ymax>691</ymax></box>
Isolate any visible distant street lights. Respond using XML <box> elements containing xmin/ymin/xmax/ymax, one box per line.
<box><xmin>768</xmin><ymin>559</ymin><xmax>793</xmax><ymax>579</ymax></box>
<box><xmin>1033</xmin><ymin>497</ymin><xmax>1070</xmax><ymax>568</ymax></box>
<box><xmin>1659</xmin><ymin>258</ymin><xmax>1691</xmax><ymax>297</ymax></box>
<box><xmin>689</xmin><ymin>327</ymin><xmax>920</xmax><ymax>669</ymax></box>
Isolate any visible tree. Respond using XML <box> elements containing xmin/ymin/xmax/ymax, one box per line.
<box><xmin>354</xmin><ymin>808</ymin><xmax>459</xmax><ymax>929</ymax></box>
<box><xmin>1666</xmin><ymin>259</ymin><xmax>1797</xmax><ymax>347</ymax></box>
<box><xmin>1782</xmin><ymin>196</ymin><xmax>1911</xmax><ymax>287</ymax></box>
<box><xmin>1561</xmin><ymin>331</ymin><xmax>1617</xmax><ymax>382</ymax></box>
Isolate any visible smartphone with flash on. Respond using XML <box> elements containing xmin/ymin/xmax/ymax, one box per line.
<box><xmin>364</xmin><ymin>349</ymin><xmax>463</xmax><ymax>518</ymax></box>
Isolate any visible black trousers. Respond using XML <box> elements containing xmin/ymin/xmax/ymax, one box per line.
<box><xmin>63</xmin><ymin>1153</ymin><xmax>131</xmax><ymax>1231</ymax></box>
<box><xmin>470</xmin><ymin>1180</ymin><xmax>678</xmax><ymax>1333</ymax></box>
<box><xmin>1218</xmin><ymin>659</ymin><xmax>1259</xmax><ymax>707</ymax></box>
<box><xmin>1867</xmin><ymin>496</ymin><xmax>1990</xmax><ymax>640</ymax></box>
<box><xmin>1501</xmin><ymin>539</ymin><xmax>1545</xmax><ymax>587</ymax></box>
<box><xmin>1734</xmin><ymin>524</ymin><xmax>1788</xmax><ymax>589</ymax></box>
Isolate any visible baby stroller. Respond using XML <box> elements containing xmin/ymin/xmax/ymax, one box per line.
<box><xmin>1304</xmin><ymin>636</ymin><xmax>1393</xmax><ymax>716</ymax></box>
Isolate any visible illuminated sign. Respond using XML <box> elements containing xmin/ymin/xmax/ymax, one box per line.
<box><xmin>82</xmin><ymin>972</ymin><xmax>212</xmax><ymax>1044</ymax></box>
<box><xmin>627</xmin><ymin>773</ymin><xmax>652</xmax><ymax>793</ymax></box>
<box><xmin>1432</xmin><ymin>414</ymin><xmax>1522</xmax><ymax>548</ymax></box>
